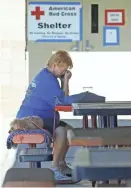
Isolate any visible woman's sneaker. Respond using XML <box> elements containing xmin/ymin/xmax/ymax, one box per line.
<box><xmin>51</xmin><ymin>167</ymin><xmax>71</xmax><ymax>180</ymax></box>
<box><xmin>59</xmin><ymin>163</ymin><xmax>72</xmax><ymax>176</ymax></box>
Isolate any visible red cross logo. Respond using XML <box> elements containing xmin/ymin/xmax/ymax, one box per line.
<box><xmin>31</xmin><ymin>7</ymin><xmax>45</xmax><ymax>20</ymax></box>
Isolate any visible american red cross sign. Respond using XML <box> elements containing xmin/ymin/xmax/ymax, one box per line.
<box><xmin>31</xmin><ymin>6</ymin><xmax>45</xmax><ymax>20</ymax></box>
<box><xmin>28</xmin><ymin>2</ymin><xmax>82</xmax><ymax>41</ymax></box>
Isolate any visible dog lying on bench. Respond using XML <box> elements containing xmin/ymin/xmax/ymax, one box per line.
<box><xmin>9</xmin><ymin>116</ymin><xmax>44</xmax><ymax>133</ymax></box>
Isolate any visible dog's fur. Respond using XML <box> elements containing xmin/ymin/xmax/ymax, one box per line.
<box><xmin>9</xmin><ymin>116</ymin><xmax>44</xmax><ymax>133</ymax></box>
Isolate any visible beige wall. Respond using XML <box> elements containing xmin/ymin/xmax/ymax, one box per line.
<box><xmin>27</xmin><ymin>0</ymin><xmax>131</xmax><ymax>82</ymax></box>
<box><xmin>83</xmin><ymin>0</ymin><xmax>131</xmax><ymax>51</ymax></box>
<box><xmin>0</xmin><ymin>0</ymin><xmax>26</xmax><ymax>165</ymax></box>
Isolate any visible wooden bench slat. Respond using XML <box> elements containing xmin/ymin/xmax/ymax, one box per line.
<box><xmin>12</xmin><ymin>134</ymin><xmax>45</xmax><ymax>144</ymax></box>
<box><xmin>72</xmin><ymin>127</ymin><xmax>131</xmax><ymax>137</ymax></box>
<box><xmin>55</xmin><ymin>105</ymin><xmax>72</xmax><ymax>112</ymax></box>
<box><xmin>19</xmin><ymin>148</ymin><xmax>53</xmax><ymax>162</ymax></box>
<box><xmin>3</xmin><ymin>181</ymin><xmax>54</xmax><ymax>187</ymax></box>
<box><xmin>68</xmin><ymin>127</ymin><xmax>131</xmax><ymax>146</ymax></box>
<box><xmin>2</xmin><ymin>168</ymin><xmax>55</xmax><ymax>187</ymax></box>
<box><xmin>70</xmin><ymin>138</ymin><xmax>131</xmax><ymax>146</ymax></box>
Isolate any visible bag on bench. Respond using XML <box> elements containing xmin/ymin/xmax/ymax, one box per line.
<box><xmin>9</xmin><ymin>116</ymin><xmax>44</xmax><ymax>133</ymax></box>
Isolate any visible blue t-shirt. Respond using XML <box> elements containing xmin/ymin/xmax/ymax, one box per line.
<box><xmin>16</xmin><ymin>68</ymin><xmax>79</xmax><ymax>122</ymax></box>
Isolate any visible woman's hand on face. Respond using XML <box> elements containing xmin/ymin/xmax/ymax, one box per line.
<box><xmin>64</xmin><ymin>70</ymin><xmax>72</xmax><ymax>81</ymax></box>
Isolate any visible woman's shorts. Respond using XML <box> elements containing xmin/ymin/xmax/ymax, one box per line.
<box><xmin>43</xmin><ymin>118</ymin><xmax>73</xmax><ymax>135</ymax></box>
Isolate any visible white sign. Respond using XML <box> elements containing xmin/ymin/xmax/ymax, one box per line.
<box><xmin>105</xmin><ymin>9</ymin><xmax>125</xmax><ymax>25</ymax></box>
<box><xmin>105</xmin><ymin>29</ymin><xmax>117</xmax><ymax>43</ymax></box>
<box><xmin>107</xmin><ymin>12</ymin><xmax>122</xmax><ymax>23</ymax></box>
<box><xmin>103</xmin><ymin>26</ymin><xmax>120</xmax><ymax>46</ymax></box>
<box><xmin>28</xmin><ymin>2</ymin><xmax>82</xmax><ymax>42</ymax></box>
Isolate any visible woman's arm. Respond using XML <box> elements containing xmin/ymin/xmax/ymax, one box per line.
<box><xmin>60</xmin><ymin>70</ymin><xmax>71</xmax><ymax>96</ymax></box>
<box><xmin>63</xmin><ymin>79</ymin><xmax>69</xmax><ymax>96</ymax></box>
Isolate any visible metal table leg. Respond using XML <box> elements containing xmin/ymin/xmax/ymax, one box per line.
<box><xmin>91</xmin><ymin>116</ymin><xmax>97</xmax><ymax>128</ymax></box>
<box><xmin>28</xmin><ymin>144</ymin><xmax>41</xmax><ymax>168</ymax></box>
<box><xmin>98</xmin><ymin>116</ymin><xmax>108</xmax><ymax>128</ymax></box>
<box><xmin>108</xmin><ymin>116</ymin><xmax>118</xmax><ymax>128</ymax></box>
<box><xmin>83</xmin><ymin>115</ymin><xmax>88</xmax><ymax>128</ymax></box>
